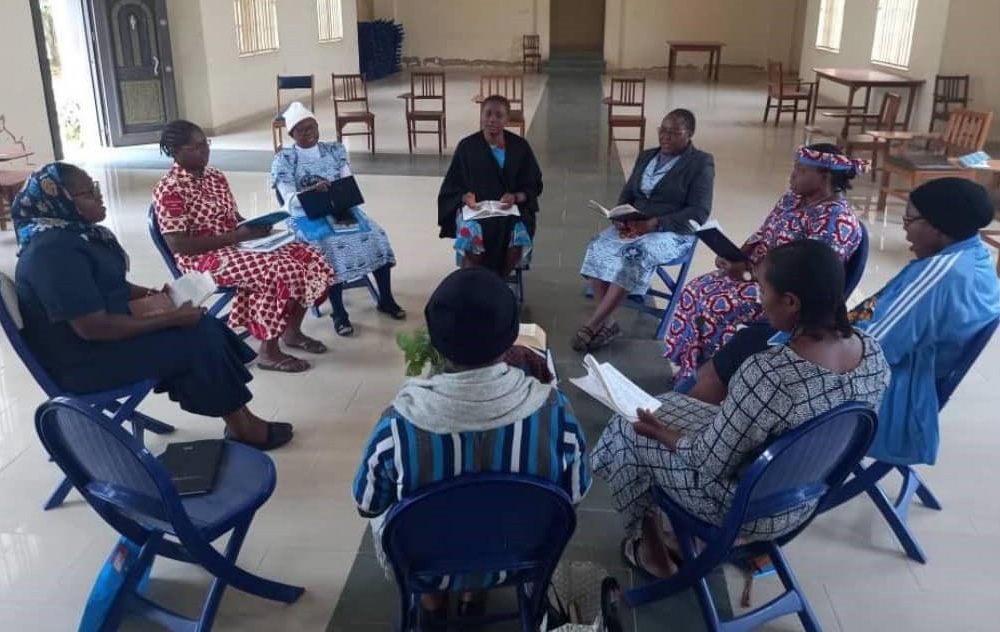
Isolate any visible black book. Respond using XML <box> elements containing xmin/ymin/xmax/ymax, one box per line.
<box><xmin>298</xmin><ymin>176</ymin><xmax>365</xmax><ymax>221</ymax></box>
<box><xmin>160</xmin><ymin>439</ymin><xmax>225</xmax><ymax>496</ymax></box>
<box><xmin>689</xmin><ymin>219</ymin><xmax>749</xmax><ymax>263</ymax></box>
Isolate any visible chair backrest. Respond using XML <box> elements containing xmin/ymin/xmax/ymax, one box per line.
<box><xmin>736</xmin><ymin>402</ymin><xmax>877</xmax><ymax>523</ymax></box>
<box><xmin>936</xmin><ymin>317</ymin><xmax>999</xmax><ymax>407</ymax></box>
<box><xmin>940</xmin><ymin>108</ymin><xmax>994</xmax><ymax>155</ymax></box>
<box><xmin>331</xmin><ymin>72</ymin><xmax>370</xmax><ymax>115</ymax></box>
<box><xmin>843</xmin><ymin>222</ymin><xmax>869</xmax><ymax>298</ymax></box>
<box><xmin>933</xmin><ymin>74</ymin><xmax>970</xmax><ymax>106</ymax></box>
<box><xmin>875</xmin><ymin>92</ymin><xmax>902</xmax><ymax>131</ymax></box>
<box><xmin>523</xmin><ymin>34</ymin><xmax>540</xmax><ymax>55</ymax></box>
<box><xmin>276</xmin><ymin>74</ymin><xmax>316</xmax><ymax>114</ymax></box>
<box><xmin>147</xmin><ymin>204</ymin><xmax>182</xmax><ymax>279</ymax></box>
<box><xmin>382</xmin><ymin>473</ymin><xmax>576</xmax><ymax>604</ymax></box>
<box><xmin>608</xmin><ymin>77</ymin><xmax>645</xmax><ymax>119</ymax></box>
<box><xmin>408</xmin><ymin>72</ymin><xmax>446</xmax><ymax>113</ymax></box>
<box><xmin>35</xmin><ymin>397</ymin><xmax>187</xmax><ymax>537</ymax></box>
<box><xmin>0</xmin><ymin>271</ymin><xmax>64</xmax><ymax>396</ymax></box>
<box><xmin>478</xmin><ymin>74</ymin><xmax>524</xmax><ymax>108</ymax></box>
<box><xmin>766</xmin><ymin>60</ymin><xmax>784</xmax><ymax>97</ymax></box>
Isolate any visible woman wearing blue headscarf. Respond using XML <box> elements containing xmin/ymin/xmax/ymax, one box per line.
<box><xmin>12</xmin><ymin>162</ymin><xmax>293</xmax><ymax>450</ymax></box>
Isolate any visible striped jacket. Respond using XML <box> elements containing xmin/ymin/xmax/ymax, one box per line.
<box><xmin>849</xmin><ymin>235</ymin><xmax>1000</xmax><ymax>465</ymax></box>
<box><xmin>352</xmin><ymin>389</ymin><xmax>591</xmax><ymax>519</ymax></box>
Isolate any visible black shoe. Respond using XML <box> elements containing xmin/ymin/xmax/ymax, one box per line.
<box><xmin>224</xmin><ymin>422</ymin><xmax>293</xmax><ymax>451</ymax></box>
<box><xmin>377</xmin><ymin>301</ymin><xmax>407</xmax><ymax>320</ymax></box>
<box><xmin>332</xmin><ymin>315</ymin><xmax>354</xmax><ymax>336</ymax></box>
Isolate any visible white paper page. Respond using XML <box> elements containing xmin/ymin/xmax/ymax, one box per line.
<box><xmin>238</xmin><ymin>230</ymin><xmax>294</xmax><ymax>252</ymax></box>
<box><xmin>167</xmin><ymin>271</ymin><xmax>216</xmax><ymax>307</ymax></box>
<box><xmin>584</xmin><ymin>355</ymin><xmax>661</xmax><ymax>420</ymax></box>
<box><xmin>462</xmin><ymin>202</ymin><xmax>521</xmax><ymax>221</ymax></box>
<box><xmin>569</xmin><ymin>367</ymin><xmax>619</xmax><ymax>416</ymax></box>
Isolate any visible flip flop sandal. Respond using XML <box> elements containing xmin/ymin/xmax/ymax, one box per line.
<box><xmin>333</xmin><ymin>316</ymin><xmax>354</xmax><ymax>336</ymax></box>
<box><xmin>571</xmin><ymin>325</ymin><xmax>597</xmax><ymax>352</ymax></box>
<box><xmin>257</xmin><ymin>356</ymin><xmax>311</xmax><ymax>373</ymax></box>
<box><xmin>620</xmin><ymin>536</ymin><xmax>657</xmax><ymax>581</ymax></box>
<box><xmin>225</xmin><ymin>421</ymin><xmax>294</xmax><ymax>451</ymax></box>
<box><xmin>588</xmin><ymin>322</ymin><xmax>623</xmax><ymax>350</ymax></box>
<box><xmin>377</xmin><ymin>302</ymin><xmax>407</xmax><ymax>320</ymax></box>
<box><xmin>282</xmin><ymin>337</ymin><xmax>328</xmax><ymax>354</ymax></box>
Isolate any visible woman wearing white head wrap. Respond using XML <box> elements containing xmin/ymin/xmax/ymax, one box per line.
<box><xmin>270</xmin><ymin>102</ymin><xmax>405</xmax><ymax>336</ymax></box>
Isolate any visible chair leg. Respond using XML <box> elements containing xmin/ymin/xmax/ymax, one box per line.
<box><xmin>102</xmin><ymin>532</ymin><xmax>163</xmax><ymax>632</ymax></box>
<box><xmin>763</xmin><ymin>96</ymin><xmax>771</xmax><ymax>123</ymax></box>
<box><xmin>877</xmin><ymin>165</ymin><xmax>891</xmax><ymax>216</ymax></box>
<box><xmin>130</xmin><ymin>411</ymin><xmax>175</xmax><ymax>435</ymax></box>
<box><xmin>371</xmin><ymin>125</ymin><xmax>376</xmax><ymax>153</ymax></box>
<box><xmin>365</xmin><ymin>275</ymin><xmax>380</xmax><ymax>304</ymax></box>
<box><xmin>43</xmin><ymin>477</ymin><xmax>74</xmax><ymax>510</ymax></box>
<box><xmin>438</xmin><ymin>122</ymin><xmax>443</xmax><ymax>155</ymax></box>
<box><xmin>865</xmin><ymin>477</ymin><xmax>929</xmax><ymax>563</ymax></box>
<box><xmin>774</xmin><ymin>99</ymin><xmax>782</xmax><ymax>127</ymax></box>
<box><xmin>406</xmin><ymin>118</ymin><xmax>413</xmax><ymax>153</ymax></box>
<box><xmin>199</xmin><ymin>521</ymin><xmax>250</xmax><ymax>629</ymax></box>
<box><xmin>443</xmin><ymin>118</ymin><xmax>447</xmax><ymax>148</ymax></box>
<box><xmin>639</xmin><ymin>125</ymin><xmax>645</xmax><ymax>152</ymax></box>
<box><xmin>902</xmin><ymin>466</ymin><xmax>942</xmax><ymax>510</ymax></box>
<box><xmin>769</xmin><ymin>543</ymin><xmax>822</xmax><ymax>632</ymax></box>
<box><xmin>607</xmin><ymin>124</ymin><xmax>613</xmax><ymax>155</ymax></box>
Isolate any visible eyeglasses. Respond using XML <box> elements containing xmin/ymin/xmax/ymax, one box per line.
<box><xmin>69</xmin><ymin>181</ymin><xmax>102</xmax><ymax>200</ymax></box>
<box><xmin>902</xmin><ymin>214</ymin><xmax>926</xmax><ymax>227</ymax></box>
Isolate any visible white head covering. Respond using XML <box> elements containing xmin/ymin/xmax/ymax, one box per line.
<box><xmin>283</xmin><ymin>101</ymin><xmax>316</xmax><ymax>135</ymax></box>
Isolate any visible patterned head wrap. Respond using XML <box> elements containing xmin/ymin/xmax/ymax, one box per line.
<box><xmin>796</xmin><ymin>146</ymin><xmax>868</xmax><ymax>177</ymax></box>
<box><xmin>11</xmin><ymin>163</ymin><xmax>126</xmax><ymax>264</ymax></box>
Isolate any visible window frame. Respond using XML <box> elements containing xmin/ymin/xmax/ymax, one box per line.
<box><xmin>233</xmin><ymin>0</ymin><xmax>280</xmax><ymax>58</ymax></box>
<box><xmin>870</xmin><ymin>0</ymin><xmax>920</xmax><ymax>70</ymax></box>
<box><xmin>317</xmin><ymin>0</ymin><xmax>344</xmax><ymax>44</ymax></box>
<box><xmin>815</xmin><ymin>0</ymin><xmax>846</xmax><ymax>53</ymax></box>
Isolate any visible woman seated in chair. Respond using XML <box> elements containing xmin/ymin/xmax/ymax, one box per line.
<box><xmin>437</xmin><ymin>95</ymin><xmax>543</xmax><ymax>278</ymax></box>
<box><xmin>271</xmin><ymin>102</ymin><xmax>405</xmax><ymax>337</ymax></box>
<box><xmin>664</xmin><ymin>144</ymin><xmax>865</xmax><ymax>382</ymax></box>
<box><xmin>14</xmin><ymin>163</ymin><xmax>294</xmax><ymax>450</ymax></box>
<box><xmin>573</xmin><ymin>109</ymin><xmax>715</xmax><ymax>352</ymax></box>
<box><xmin>352</xmin><ymin>267</ymin><xmax>590</xmax><ymax>622</ymax></box>
<box><xmin>592</xmin><ymin>240</ymin><xmax>889</xmax><ymax>578</ymax></box>
<box><xmin>153</xmin><ymin>120</ymin><xmax>335</xmax><ymax>374</ymax></box>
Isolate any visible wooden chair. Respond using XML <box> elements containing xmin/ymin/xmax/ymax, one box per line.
<box><xmin>473</xmin><ymin>74</ymin><xmax>525</xmax><ymax>136</ymax></box>
<box><xmin>272</xmin><ymin>74</ymin><xmax>316</xmax><ymax>152</ymax></box>
<box><xmin>398</xmin><ymin>72</ymin><xmax>447</xmax><ymax>154</ymax></box>
<box><xmin>874</xmin><ymin>108</ymin><xmax>994</xmax><ymax>214</ymax></box>
<box><xmin>762</xmin><ymin>60</ymin><xmax>815</xmax><ymax>127</ymax></box>
<box><xmin>929</xmin><ymin>75</ymin><xmax>970</xmax><ymax>133</ymax></box>
<box><xmin>807</xmin><ymin>92</ymin><xmax>902</xmax><ymax>182</ymax></box>
<box><xmin>332</xmin><ymin>73</ymin><xmax>375</xmax><ymax>153</ymax></box>
<box><xmin>602</xmin><ymin>77</ymin><xmax>646</xmax><ymax>155</ymax></box>
<box><xmin>523</xmin><ymin>35</ymin><xmax>542</xmax><ymax>73</ymax></box>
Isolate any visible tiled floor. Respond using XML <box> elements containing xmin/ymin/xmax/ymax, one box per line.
<box><xmin>1</xmin><ymin>66</ymin><xmax>999</xmax><ymax>631</ymax></box>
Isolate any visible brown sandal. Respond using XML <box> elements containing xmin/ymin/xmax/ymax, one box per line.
<box><xmin>588</xmin><ymin>322</ymin><xmax>623</xmax><ymax>350</ymax></box>
<box><xmin>257</xmin><ymin>356</ymin><xmax>310</xmax><ymax>373</ymax></box>
<box><xmin>571</xmin><ymin>326</ymin><xmax>597</xmax><ymax>352</ymax></box>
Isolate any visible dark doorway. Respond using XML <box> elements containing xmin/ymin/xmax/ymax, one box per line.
<box><xmin>550</xmin><ymin>0</ymin><xmax>605</xmax><ymax>54</ymax></box>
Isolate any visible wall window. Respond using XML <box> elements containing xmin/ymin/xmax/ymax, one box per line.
<box><xmin>317</xmin><ymin>0</ymin><xmax>344</xmax><ymax>43</ymax></box>
<box><xmin>233</xmin><ymin>0</ymin><xmax>280</xmax><ymax>56</ymax></box>
<box><xmin>871</xmin><ymin>0</ymin><xmax>919</xmax><ymax>69</ymax></box>
<box><xmin>815</xmin><ymin>0</ymin><xmax>845</xmax><ymax>52</ymax></box>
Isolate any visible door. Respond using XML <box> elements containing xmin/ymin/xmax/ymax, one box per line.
<box><xmin>550</xmin><ymin>0</ymin><xmax>605</xmax><ymax>53</ymax></box>
<box><xmin>89</xmin><ymin>0</ymin><xmax>177</xmax><ymax>145</ymax></box>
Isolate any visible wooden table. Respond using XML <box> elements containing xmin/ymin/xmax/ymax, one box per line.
<box><xmin>0</xmin><ymin>151</ymin><xmax>32</xmax><ymax>231</ymax></box>
<box><xmin>666</xmin><ymin>41</ymin><xmax>724</xmax><ymax>82</ymax></box>
<box><xmin>810</xmin><ymin>68</ymin><xmax>925</xmax><ymax>137</ymax></box>
<box><xmin>0</xmin><ymin>150</ymin><xmax>33</xmax><ymax>163</ymax></box>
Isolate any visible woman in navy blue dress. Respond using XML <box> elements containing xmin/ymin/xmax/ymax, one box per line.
<box><xmin>12</xmin><ymin>162</ymin><xmax>292</xmax><ymax>450</ymax></box>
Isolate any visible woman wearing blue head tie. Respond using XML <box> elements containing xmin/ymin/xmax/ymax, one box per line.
<box><xmin>13</xmin><ymin>162</ymin><xmax>293</xmax><ymax>450</ymax></box>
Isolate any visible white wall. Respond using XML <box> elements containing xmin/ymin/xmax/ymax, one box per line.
<box><xmin>939</xmin><ymin>0</ymin><xmax>1000</xmax><ymax>141</ymax></box>
<box><xmin>373</xmin><ymin>0</ymin><xmax>551</xmax><ymax>62</ymax></box>
<box><xmin>1</xmin><ymin>1</ymin><xmax>54</xmax><ymax>161</ymax></box>
<box><xmin>603</xmin><ymin>0</ymin><xmax>805</xmax><ymax>70</ymax></box>
<box><xmin>168</xmin><ymin>0</ymin><xmax>361</xmax><ymax>132</ymax></box>
<box><xmin>798</xmin><ymin>0</ymin><xmax>952</xmax><ymax>132</ymax></box>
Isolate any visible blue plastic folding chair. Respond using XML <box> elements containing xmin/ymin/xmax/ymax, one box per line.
<box><xmin>625</xmin><ymin>402</ymin><xmax>878</xmax><ymax>632</ymax></box>
<box><xmin>381</xmin><ymin>473</ymin><xmax>577</xmax><ymax>631</ymax></box>
<box><xmin>825</xmin><ymin>316</ymin><xmax>1000</xmax><ymax>564</ymax></box>
<box><xmin>585</xmin><ymin>241</ymin><xmax>697</xmax><ymax>339</ymax></box>
<box><xmin>270</xmin><ymin>189</ymin><xmax>381</xmax><ymax>317</ymax></box>
<box><xmin>35</xmin><ymin>397</ymin><xmax>304</xmax><ymax>631</ymax></box>
<box><xmin>146</xmin><ymin>205</ymin><xmax>244</xmax><ymax>327</ymax></box>
<box><xmin>843</xmin><ymin>222</ymin><xmax>869</xmax><ymax>298</ymax></box>
<box><xmin>0</xmin><ymin>273</ymin><xmax>174</xmax><ymax>510</ymax></box>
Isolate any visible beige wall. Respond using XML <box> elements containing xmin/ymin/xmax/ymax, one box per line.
<box><xmin>603</xmin><ymin>0</ymin><xmax>804</xmax><ymax>70</ymax></box>
<box><xmin>373</xmin><ymin>0</ymin><xmax>551</xmax><ymax>62</ymax></box>
<box><xmin>939</xmin><ymin>0</ymin><xmax>1000</xmax><ymax>141</ymax></box>
<box><xmin>1</xmin><ymin>1</ymin><xmax>54</xmax><ymax>161</ymax></box>
<box><xmin>798</xmin><ymin>0</ymin><xmax>952</xmax><ymax>133</ymax></box>
<box><xmin>550</xmin><ymin>0</ymin><xmax>604</xmax><ymax>53</ymax></box>
<box><xmin>167</xmin><ymin>0</ymin><xmax>360</xmax><ymax>132</ymax></box>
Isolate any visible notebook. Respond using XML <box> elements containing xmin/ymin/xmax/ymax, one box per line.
<box><xmin>160</xmin><ymin>439</ymin><xmax>225</xmax><ymax>496</ymax></box>
<box><xmin>569</xmin><ymin>354</ymin><xmax>662</xmax><ymax>422</ymax></box>
<box><xmin>688</xmin><ymin>219</ymin><xmax>748</xmax><ymax>262</ymax></box>
<box><xmin>297</xmin><ymin>176</ymin><xmax>365</xmax><ymax>220</ymax></box>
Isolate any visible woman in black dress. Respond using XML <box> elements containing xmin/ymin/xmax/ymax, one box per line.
<box><xmin>437</xmin><ymin>95</ymin><xmax>543</xmax><ymax>278</ymax></box>
<box><xmin>12</xmin><ymin>162</ymin><xmax>292</xmax><ymax>450</ymax></box>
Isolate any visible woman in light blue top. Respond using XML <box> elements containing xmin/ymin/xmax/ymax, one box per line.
<box><xmin>270</xmin><ymin>102</ymin><xmax>405</xmax><ymax>336</ymax></box>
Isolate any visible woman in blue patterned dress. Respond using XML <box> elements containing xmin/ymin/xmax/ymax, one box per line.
<box><xmin>270</xmin><ymin>102</ymin><xmax>405</xmax><ymax>336</ymax></box>
<box><xmin>663</xmin><ymin>144</ymin><xmax>865</xmax><ymax>382</ymax></box>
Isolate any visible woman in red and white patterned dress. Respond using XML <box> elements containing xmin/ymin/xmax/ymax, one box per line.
<box><xmin>153</xmin><ymin>121</ymin><xmax>335</xmax><ymax>373</ymax></box>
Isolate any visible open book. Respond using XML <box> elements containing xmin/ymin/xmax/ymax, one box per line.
<box><xmin>515</xmin><ymin>323</ymin><xmax>547</xmax><ymax>354</ymax></box>
<box><xmin>569</xmin><ymin>354</ymin><xmax>662</xmax><ymax>422</ymax></box>
<box><xmin>689</xmin><ymin>219</ymin><xmax>748</xmax><ymax>262</ymax></box>
<box><xmin>237</xmin><ymin>211</ymin><xmax>289</xmax><ymax>228</ymax></box>
<box><xmin>129</xmin><ymin>271</ymin><xmax>217</xmax><ymax>317</ymax></box>
<box><xmin>462</xmin><ymin>201</ymin><xmax>521</xmax><ymax>221</ymax></box>
<box><xmin>587</xmin><ymin>200</ymin><xmax>647</xmax><ymax>221</ymax></box>
<box><xmin>238</xmin><ymin>230</ymin><xmax>295</xmax><ymax>253</ymax></box>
